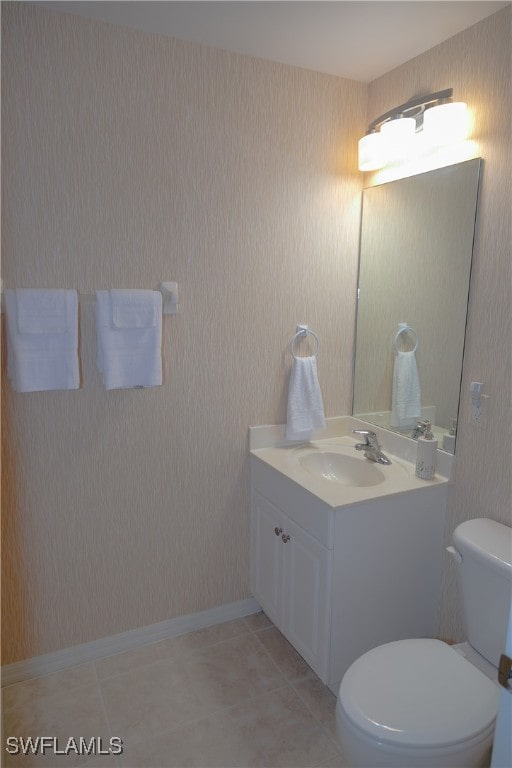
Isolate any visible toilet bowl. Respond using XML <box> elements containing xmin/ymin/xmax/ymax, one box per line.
<box><xmin>336</xmin><ymin>638</ymin><xmax>498</xmax><ymax>767</ymax></box>
<box><xmin>335</xmin><ymin>518</ymin><xmax>511</xmax><ymax>768</ymax></box>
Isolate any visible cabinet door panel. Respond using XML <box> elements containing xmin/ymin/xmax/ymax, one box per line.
<box><xmin>250</xmin><ymin>492</ymin><xmax>283</xmax><ymax>625</ymax></box>
<box><xmin>283</xmin><ymin>517</ymin><xmax>330</xmax><ymax>680</ymax></box>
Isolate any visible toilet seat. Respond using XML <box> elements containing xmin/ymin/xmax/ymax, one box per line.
<box><xmin>339</xmin><ymin>638</ymin><xmax>498</xmax><ymax>749</ymax></box>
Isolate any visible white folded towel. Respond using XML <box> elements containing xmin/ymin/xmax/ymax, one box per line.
<box><xmin>95</xmin><ymin>290</ymin><xmax>162</xmax><ymax>389</ymax></box>
<box><xmin>110</xmin><ymin>289</ymin><xmax>158</xmax><ymax>328</ymax></box>
<box><xmin>286</xmin><ymin>356</ymin><xmax>326</xmax><ymax>441</ymax></box>
<box><xmin>4</xmin><ymin>289</ymin><xmax>80</xmax><ymax>392</ymax></box>
<box><xmin>390</xmin><ymin>350</ymin><xmax>421</xmax><ymax>428</ymax></box>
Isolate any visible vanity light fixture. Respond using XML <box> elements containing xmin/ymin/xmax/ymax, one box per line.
<box><xmin>358</xmin><ymin>89</ymin><xmax>469</xmax><ymax>172</ymax></box>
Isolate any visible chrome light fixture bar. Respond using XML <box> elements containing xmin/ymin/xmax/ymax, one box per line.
<box><xmin>359</xmin><ymin>89</ymin><xmax>469</xmax><ymax>172</ymax></box>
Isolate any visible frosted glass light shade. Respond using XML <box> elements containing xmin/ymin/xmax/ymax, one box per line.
<box><xmin>358</xmin><ymin>132</ymin><xmax>386</xmax><ymax>172</ymax></box>
<box><xmin>423</xmin><ymin>102</ymin><xmax>469</xmax><ymax>144</ymax></box>
<box><xmin>380</xmin><ymin>117</ymin><xmax>416</xmax><ymax>139</ymax></box>
<box><xmin>380</xmin><ymin>117</ymin><xmax>416</xmax><ymax>162</ymax></box>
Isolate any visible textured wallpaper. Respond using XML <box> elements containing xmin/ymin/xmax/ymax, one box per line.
<box><xmin>367</xmin><ymin>5</ymin><xmax>512</xmax><ymax>642</ymax></box>
<box><xmin>1</xmin><ymin>3</ymin><xmax>366</xmax><ymax>663</ymax></box>
<box><xmin>2</xmin><ymin>2</ymin><xmax>510</xmax><ymax>666</ymax></box>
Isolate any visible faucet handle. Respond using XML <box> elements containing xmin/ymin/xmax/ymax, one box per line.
<box><xmin>352</xmin><ymin>428</ymin><xmax>375</xmax><ymax>440</ymax></box>
<box><xmin>352</xmin><ymin>429</ymin><xmax>391</xmax><ymax>465</ymax></box>
<box><xmin>352</xmin><ymin>429</ymin><xmax>380</xmax><ymax>448</ymax></box>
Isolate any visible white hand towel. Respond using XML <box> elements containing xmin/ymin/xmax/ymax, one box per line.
<box><xmin>4</xmin><ymin>289</ymin><xmax>79</xmax><ymax>392</ymax></box>
<box><xmin>390</xmin><ymin>350</ymin><xmax>421</xmax><ymax>428</ymax></box>
<box><xmin>286</xmin><ymin>356</ymin><xmax>326</xmax><ymax>441</ymax></box>
<box><xmin>95</xmin><ymin>290</ymin><xmax>162</xmax><ymax>389</ymax></box>
<box><xmin>111</xmin><ymin>289</ymin><xmax>158</xmax><ymax>328</ymax></box>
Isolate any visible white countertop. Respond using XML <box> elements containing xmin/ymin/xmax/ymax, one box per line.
<box><xmin>250</xmin><ymin>416</ymin><xmax>452</xmax><ymax>510</ymax></box>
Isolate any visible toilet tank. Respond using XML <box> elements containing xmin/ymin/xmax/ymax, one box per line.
<box><xmin>452</xmin><ymin>518</ymin><xmax>512</xmax><ymax>667</ymax></box>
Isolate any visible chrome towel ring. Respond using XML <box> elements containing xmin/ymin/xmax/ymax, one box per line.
<box><xmin>290</xmin><ymin>325</ymin><xmax>320</xmax><ymax>359</ymax></box>
<box><xmin>393</xmin><ymin>323</ymin><xmax>418</xmax><ymax>353</ymax></box>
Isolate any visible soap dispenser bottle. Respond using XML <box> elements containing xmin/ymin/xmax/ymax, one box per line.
<box><xmin>415</xmin><ymin>420</ymin><xmax>438</xmax><ymax>480</ymax></box>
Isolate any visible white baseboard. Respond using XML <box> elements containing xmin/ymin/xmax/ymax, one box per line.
<box><xmin>1</xmin><ymin>597</ymin><xmax>261</xmax><ymax>687</ymax></box>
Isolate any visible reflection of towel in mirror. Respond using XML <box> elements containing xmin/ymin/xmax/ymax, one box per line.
<box><xmin>390</xmin><ymin>350</ymin><xmax>421</xmax><ymax>428</ymax></box>
<box><xmin>286</xmin><ymin>356</ymin><xmax>326</xmax><ymax>441</ymax></box>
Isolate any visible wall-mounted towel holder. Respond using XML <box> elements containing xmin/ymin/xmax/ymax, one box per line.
<box><xmin>290</xmin><ymin>324</ymin><xmax>320</xmax><ymax>359</ymax></box>
<box><xmin>1</xmin><ymin>283</ymin><xmax>179</xmax><ymax>315</ymax></box>
<box><xmin>159</xmin><ymin>282</ymin><xmax>178</xmax><ymax>315</ymax></box>
<box><xmin>393</xmin><ymin>322</ymin><xmax>418</xmax><ymax>353</ymax></box>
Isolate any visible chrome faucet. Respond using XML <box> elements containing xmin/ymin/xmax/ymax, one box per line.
<box><xmin>410</xmin><ymin>420</ymin><xmax>430</xmax><ymax>439</ymax></box>
<box><xmin>352</xmin><ymin>429</ymin><xmax>392</xmax><ymax>465</ymax></box>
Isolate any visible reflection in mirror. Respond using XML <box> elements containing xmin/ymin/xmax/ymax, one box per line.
<box><xmin>352</xmin><ymin>159</ymin><xmax>481</xmax><ymax>454</ymax></box>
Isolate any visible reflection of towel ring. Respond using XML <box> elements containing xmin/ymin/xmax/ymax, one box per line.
<box><xmin>393</xmin><ymin>323</ymin><xmax>418</xmax><ymax>353</ymax></box>
<box><xmin>290</xmin><ymin>325</ymin><xmax>320</xmax><ymax>359</ymax></box>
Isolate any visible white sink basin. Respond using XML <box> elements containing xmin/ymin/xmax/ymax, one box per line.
<box><xmin>298</xmin><ymin>451</ymin><xmax>386</xmax><ymax>486</ymax></box>
<box><xmin>250</xmin><ymin>418</ymin><xmax>451</xmax><ymax>510</ymax></box>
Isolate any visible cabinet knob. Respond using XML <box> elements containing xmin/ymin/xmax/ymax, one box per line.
<box><xmin>274</xmin><ymin>527</ymin><xmax>283</xmax><ymax>536</ymax></box>
<box><xmin>281</xmin><ymin>533</ymin><xmax>291</xmax><ymax>543</ymax></box>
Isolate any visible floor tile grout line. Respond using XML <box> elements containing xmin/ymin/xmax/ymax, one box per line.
<box><xmin>2</xmin><ymin>659</ymin><xmax>97</xmax><ymax>693</ymax></box>
<box><xmin>94</xmin><ymin>624</ymin><xmax>254</xmax><ymax>683</ymax></box>
<box><xmin>251</xmin><ymin>625</ymin><xmax>344</xmax><ymax>761</ymax></box>
<box><xmin>93</xmin><ymin>616</ymin><xmax>272</xmax><ymax>691</ymax></box>
<box><xmin>117</xmin><ymin>681</ymin><xmax>293</xmax><ymax>752</ymax></box>
<box><xmin>93</xmin><ymin>662</ymin><xmax>123</xmax><ymax>768</ymax></box>
<box><xmin>242</xmin><ymin>613</ymin><xmax>273</xmax><ymax>634</ymax></box>
<box><xmin>250</xmin><ymin>627</ymin><xmax>299</xmax><ymax>684</ymax></box>
<box><xmin>2</xmin><ymin>680</ymin><xmax>104</xmax><ymax>715</ymax></box>
<box><xmin>4</xmin><ymin>615</ymin><xmax>343</xmax><ymax>768</ymax></box>
<box><xmin>251</xmin><ymin>626</ymin><xmax>318</xmax><ymax>688</ymax></box>
<box><xmin>288</xmin><ymin>676</ymin><xmax>336</xmax><ymax>728</ymax></box>
<box><xmin>247</xmin><ymin>624</ymin><xmax>345</xmax><ymax>762</ymax></box>
<box><xmin>286</xmin><ymin>677</ymin><xmax>344</xmax><ymax>760</ymax></box>
<box><xmin>96</xmin><ymin>628</ymin><xmax>294</xmax><ymax>750</ymax></box>
<box><xmin>95</xmin><ymin>653</ymin><xmax>167</xmax><ymax>686</ymax></box>
<box><xmin>4</xmin><ymin>618</ymin><xmax>258</xmax><ymax>690</ymax></box>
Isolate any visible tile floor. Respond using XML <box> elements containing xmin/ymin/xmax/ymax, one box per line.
<box><xmin>2</xmin><ymin>613</ymin><xmax>347</xmax><ymax>767</ymax></box>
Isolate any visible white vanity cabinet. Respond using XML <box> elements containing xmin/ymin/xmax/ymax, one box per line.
<box><xmin>251</xmin><ymin>490</ymin><xmax>331</xmax><ymax>680</ymax></box>
<box><xmin>249</xmin><ymin>423</ymin><xmax>451</xmax><ymax>694</ymax></box>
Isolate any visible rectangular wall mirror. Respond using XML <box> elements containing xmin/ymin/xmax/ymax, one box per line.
<box><xmin>352</xmin><ymin>158</ymin><xmax>481</xmax><ymax>454</ymax></box>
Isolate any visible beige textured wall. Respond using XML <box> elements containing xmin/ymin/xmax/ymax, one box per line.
<box><xmin>2</xmin><ymin>3</ymin><xmax>510</xmax><ymax>666</ymax></box>
<box><xmin>367</xmin><ymin>6</ymin><xmax>511</xmax><ymax>642</ymax></box>
<box><xmin>1</xmin><ymin>4</ymin><xmax>366</xmax><ymax>663</ymax></box>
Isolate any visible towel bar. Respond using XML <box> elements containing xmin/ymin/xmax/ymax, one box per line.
<box><xmin>1</xmin><ymin>284</ymin><xmax>179</xmax><ymax>315</ymax></box>
<box><xmin>393</xmin><ymin>322</ymin><xmax>418</xmax><ymax>353</ymax></box>
<box><xmin>290</xmin><ymin>325</ymin><xmax>320</xmax><ymax>359</ymax></box>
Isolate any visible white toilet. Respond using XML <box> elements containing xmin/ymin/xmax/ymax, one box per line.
<box><xmin>336</xmin><ymin>518</ymin><xmax>511</xmax><ymax>768</ymax></box>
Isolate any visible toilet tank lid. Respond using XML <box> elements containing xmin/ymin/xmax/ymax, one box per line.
<box><xmin>453</xmin><ymin>518</ymin><xmax>512</xmax><ymax>575</ymax></box>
